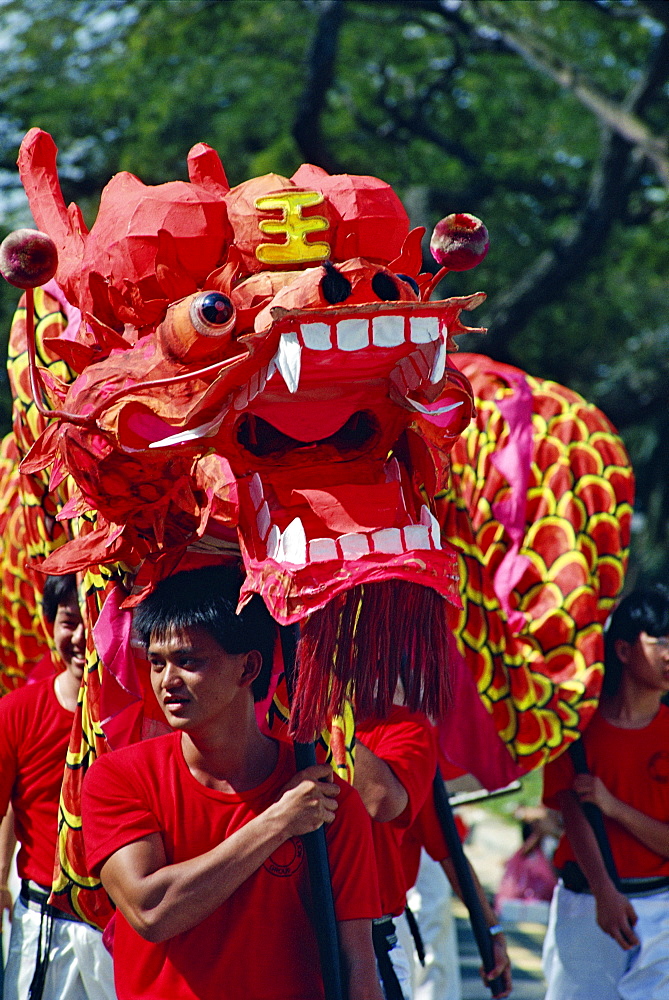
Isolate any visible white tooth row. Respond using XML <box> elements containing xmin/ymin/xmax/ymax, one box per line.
<box><xmin>233</xmin><ymin>363</ymin><xmax>273</xmax><ymax>411</ymax></box>
<box><xmin>249</xmin><ymin>498</ymin><xmax>442</xmax><ymax>568</ymax></box>
<box><xmin>233</xmin><ymin>318</ymin><xmax>446</xmax><ymax>406</ymax></box>
<box><xmin>296</xmin><ymin>313</ymin><xmax>442</xmax><ymax>352</ymax></box>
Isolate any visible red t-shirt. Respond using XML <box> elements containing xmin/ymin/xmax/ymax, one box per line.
<box><xmin>400</xmin><ymin>746</ymin><xmax>468</xmax><ymax>891</ymax></box>
<box><xmin>0</xmin><ymin>675</ymin><xmax>73</xmax><ymax>885</ymax></box>
<box><xmin>543</xmin><ymin>705</ymin><xmax>669</xmax><ymax>879</ymax></box>
<box><xmin>82</xmin><ymin>733</ymin><xmax>380</xmax><ymax>1000</ymax></box>
<box><xmin>356</xmin><ymin>707</ymin><xmax>437</xmax><ymax>916</ymax></box>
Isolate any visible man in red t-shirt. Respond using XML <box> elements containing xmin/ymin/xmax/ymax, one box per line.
<box><xmin>81</xmin><ymin>564</ymin><xmax>383</xmax><ymax>1000</ymax></box>
<box><xmin>354</xmin><ymin>706</ymin><xmax>438</xmax><ymax>999</ymax></box>
<box><xmin>401</xmin><ymin>778</ymin><xmax>511</xmax><ymax>999</ymax></box>
<box><xmin>0</xmin><ymin>574</ymin><xmax>115</xmax><ymax>1000</ymax></box>
<box><xmin>542</xmin><ymin>587</ymin><xmax>669</xmax><ymax>1000</ymax></box>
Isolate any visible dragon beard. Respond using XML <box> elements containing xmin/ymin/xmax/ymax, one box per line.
<box><xmin>290</xmin><ymin>579</ymin><xmax>453</xmax><ymax>739</ymax></box>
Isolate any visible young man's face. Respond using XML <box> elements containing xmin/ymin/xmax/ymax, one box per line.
<box><xmin>621</xmin><ymin>632</ymin><xmax>669</xmax><ymax>694</ymax></box>
<box><xmin>53</xmin><ymin>597</ymin><xmax>86</xmax><ymax>680</ymax></box>
<box><xmin>148</xmin><ymin>626</ymin><xmax>259</xmax><ymax>733</ymax></box>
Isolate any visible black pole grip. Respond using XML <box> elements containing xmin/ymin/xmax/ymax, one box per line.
<box><xmin>280</xmin><ymin>624</ymin><xmax>346</xmax><ymax>1000</ymax></box>
<box><xmin>432</xmin><ymin>767</ymin><xmax>506</xmax><ymax>997</ymax></box>
<box><xmin>568</xmin><ymin>740</ymin><xmax>620</xmax><ymax>889</ymax></box>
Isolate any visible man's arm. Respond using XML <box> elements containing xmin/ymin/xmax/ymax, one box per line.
<box><xmin>556</xmin><ymin>788</ymin><xmax>639</xmax><ymax>950</ymax></box>
<box><xmin>353</xmin><ymin>741</ymin><xmax>408</xmax><ymax>822</ymax></box>
<box><xmin>100</xmin><ymin>764</ymin><xmax>339</xmax><ymax>943</ymax></box>
<box><xmin>573</xmin><ymin>773</ymin><xmax>669</xmax><ymax>858</ymax></box>
<box><xmin>441</xmin><ymin>856</ymin><xmax>512</xmax><ymax>997</ymax></box>
<box><xmin>338</xmin><ymin>919</ymin><xmax>384</xmax><ymax>1000</ymax></box>
<box><xmin>0</xmin><ymin>805</ymin><xmax>16</xmax><ymax>922</ymax></box>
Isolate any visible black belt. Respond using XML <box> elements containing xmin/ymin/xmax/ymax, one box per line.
<box><xmin>560</xmin><ymin>861</ymin><xmax>669</xmax><ymax>897</ymax></box>
<box><xmin>372</xmin><ymin>916</ymin><xmax>405</xmax><ymax>1000</ymax></box>
<box><xmin>19</xmin><ymin>880</ymin><xmax>80</xmax><ymax>923</ymax></box>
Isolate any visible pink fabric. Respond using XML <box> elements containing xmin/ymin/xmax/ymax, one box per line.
<box><xmin>437</xmin><ymin>631</ymin><xmax>521</xmax><ymax>790</ymax></box>
<box><xmin>94</xmin><ymin>585</ymin><xmax>144</xmax><ymax>748</ymax></box>
<box><xmin>489</xmin><ymin>368</ymin><xmax>533</xmax><ymax>631</ymax></box>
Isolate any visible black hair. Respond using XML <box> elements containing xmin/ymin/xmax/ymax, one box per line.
<box><xmin>42</xmin><ymin>574</ymin><xmax>78</xmax><ymax>624</ymax></box>
<box><xmin>132</xmin><ymin>564</ymin><xmax>277</xmax><ymax>702</ymax></box>
<box><xmin>602</xmin><ymin>585</ymin><xmax>669</xmax><ymax>698</ymax></box>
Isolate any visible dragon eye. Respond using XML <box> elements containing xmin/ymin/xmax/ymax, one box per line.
<box><xmin>189</xmin><ymin>292</ymin><xmax>236</xmax><ymax>337</ymax></box>
<box><xmin>371</xmin><ymin>272</ymin><xmax>400</xmax><ymax>301</ymax></box>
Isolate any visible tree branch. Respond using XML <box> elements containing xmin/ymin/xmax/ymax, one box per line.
<box><xmin>293</xmin><ymin>0</ymin><xmax>347</xmax><ymax>172</ymax></box>
<box><xmin>468</xmin><ymin>27</ymin><xmax>669</xmax><ymax>363</ymax></box>
<box><xmin>475</xmin><ymin>7</ymin><xmax>669</xmax><ymax>185</ymax></box>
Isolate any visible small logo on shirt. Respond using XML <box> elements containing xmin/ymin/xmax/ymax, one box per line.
<box><xmin>263</xmin><ymin>837</ymin><xmax>305</xmax><ymax>877</ymax></box>
<box><xmin>648</xmin><ymin>751</ymin><xmax>669</xmax><ymax>783</ymax></box>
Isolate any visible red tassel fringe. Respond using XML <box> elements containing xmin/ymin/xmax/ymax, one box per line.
<box><xmin>289</xmin><ymin>581</ymin><xmax>452</xmax><ymax>741</ymax></box>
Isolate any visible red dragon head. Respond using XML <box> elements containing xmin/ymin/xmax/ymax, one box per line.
<box><xmin>14</xmin><ymin>130</ymin><xmax>489</xmax><ymax>736</ymax></box>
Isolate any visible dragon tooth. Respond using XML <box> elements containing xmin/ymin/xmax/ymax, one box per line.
<box><xmin>279</xmin><ymin>517</ymin><xmax>307</xmax><ymax>565</ymax></box>
<box><xmin>419</xmin><ymin>505</ymin><xmax>441</xmax><ymax>547</ymax></box>
<box><xmin>371</xmin><ymin>314</ymin><xmax>405</xmax><ymax>347</ymax></box>
<box><xmin>404</xmin><ymin>397</ymin><xmax>464</xmax><ymax>416</ymax></box>
<box><xmin>429</xmin><ymin>336</ymin><xmax>447</xmax><ymax>383</ymax></box>
<box><xmin>402</xmin><ymin>525</ymin><xmax>431</xmax><ymax>550</ymax></box>
<box><xmin>338</xmin><ymin>533</ymin><xmax>371</xmax><ymax>558</ymax></box>
<box><xmin>147</xmin><ymin>413</ymin><xmax>225</xmax><ymax>449</ymax></box>
<box><xmin>256</xmin><ymin>501</ymin><xmax>271</xmax><ymax>540</ymax></box>
<box><xmin>273</xmin><ymin>332</ymin><xmax>302</xmax><ymax>393</ymax></box>
<box><xmin>301</xmin><ymin>322</ymin><xmax>331</xmax><ymax>351</ymax></box>
<box><xmin>371</xmin><ymin>528</ymin><xmax>403</xmax><ymax>554</ymax></box>
<box><xmin>248</xmin><ymin>473</ymin><xmax>263</xmax><ymax>510</ymax></box>
<box><xmin>266</xmin><ymin>524</ymin><xmax>281</xmax><ymax>560</ymax></box>
<box><xmin>308</xmin><ymin>537</ymin><xmax>339</xmax><ymax>562</ymax></box>
<box><xmin>410</xmin><ymin>315</ymin><xmax>439</xmax><ymax>343</ymax></box>
<box><xmin>385</xmin><ymin>457</ymin><xmax>402</xmax><ymax>482</ymax></box>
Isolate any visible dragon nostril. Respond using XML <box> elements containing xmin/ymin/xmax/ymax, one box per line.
<box><xmin>320</xmin><ymin>261</ymin><xmax>352</xmax><ymax>305</ymax></box>
<box><xmin>371</xmin><ymin>271</ymin><xmax>400</xmax><ymax>301</ymax></box>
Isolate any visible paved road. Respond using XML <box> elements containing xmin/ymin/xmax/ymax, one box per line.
<box><xmin>455</xmin><ymin>899</ymin><xmax>547</xmax><ymax>1000</ymax></box>
<box><xmin>457</xmin><ymin>807</ymin><xmax>549</xmax><ymax>1000</ymax></box>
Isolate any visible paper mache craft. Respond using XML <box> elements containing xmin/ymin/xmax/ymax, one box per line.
<box><xmin>0</xmin><ymin>128</ymin><xmax>633</xmax><ymax>925</ymax></box>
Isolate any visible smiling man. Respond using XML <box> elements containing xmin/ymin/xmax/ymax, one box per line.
<box><xmin>0</xmin><ymin>574</ymin><xmax>116</xmax><ymax>1000</ymax></box>
<box><xmin>81</xmin><ymin>563</ymin><xmax>383</xmax><ymax>1000</ymax></box>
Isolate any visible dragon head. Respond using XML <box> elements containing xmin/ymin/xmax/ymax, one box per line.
<box><xmin>15</xmin><ymin>131</ymin><xmax>488</xmax><ymax>733</ymax></box>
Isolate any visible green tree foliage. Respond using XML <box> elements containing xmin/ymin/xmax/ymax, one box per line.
<box><xmin>0</xmin><ymin>0</ymin><xmax>666</xmax><ymax>581</ymax></box>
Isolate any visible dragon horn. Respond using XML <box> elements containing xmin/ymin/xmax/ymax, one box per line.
<box><xmin>17</xmin><ymin>128</ymin><xmax>87</xmax><ymax>302</ymax></box>
<box><xmin>187</xmin><ymin>142</ymin><xmax>230</xmax><ymax>194</ymax></box>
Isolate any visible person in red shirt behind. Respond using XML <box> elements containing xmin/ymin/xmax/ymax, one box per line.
<box><xmin>542</xmin><ymin>586</ymin><xmax>669</xmax><ymax>1000</ymax></box>
<box><xmin>0</xmin><ymin>574</ymin><xmax>116</xmax><ymax>1000</ymax></box>
<box><xmin>401</xmin><ymin>777</ymin><xmax>511</xmax><ymax>999</ymax></box>
<box><xmin>353</xmin><ymin>706</ymin><xmax>439</xmax><ymax>999</ymax></box>
<box><xmin>81</xmin><ymin>564</ymin><xmax>383</xmax><ymax>1000</ymax></box>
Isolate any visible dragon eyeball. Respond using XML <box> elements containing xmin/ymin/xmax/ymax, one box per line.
<box><xmin>190</xmin><ymin>292</ymin><xmax>236</xmax><ymax>336</ymax></box>
<box><xmin>0</xmin><ymin>228</ymin><xmax>58</xmax><ymax>288</ymax></box>
<box><xmin>159</xmin><ymin>291</ymin><xmax>237</xmax><ymax>365</ymax></box>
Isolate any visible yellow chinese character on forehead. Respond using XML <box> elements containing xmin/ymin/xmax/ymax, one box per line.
<box><xmin>255</xmin><ymin>190</ymin><xmax>330</xmax><ymax>264</ymax></box>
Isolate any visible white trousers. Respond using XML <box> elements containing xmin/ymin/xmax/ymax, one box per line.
<box><xmin>542</xmin><ymin>882</ymin><xmax>669</xmax><ymax>1000</ymax></box>
<box><xmin>3</xmin><ymin>896</ymin><xmax>116</xmax><ymax>1000</ymax></box>
<box><xmin>405</xmin><ymin>851</ymin><xmax>461</xmax><ymax>1000</ymax></box>
<box><xmin>374</xmin><ymin>916</ymin><xmax>413</xmax><ymax>1000</ymax></box>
